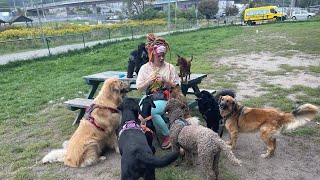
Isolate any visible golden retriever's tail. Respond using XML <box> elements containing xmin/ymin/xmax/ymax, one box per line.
<box><xmin>42</xmin><ymin>140</ymin><xmax>68</xmax><ymax>164</ymax></box>
<box><xmin>42</xmin><ymin>149</ymin><xmax>66</xmax><ymax>163</ymax></box>
<box><xmin>217</xmin><ymin>138</ymin><xmax>242</xmax><ymax>166</ymax></box>
<box><xmin>284</xmin><ymin>104</ymin><xmax>319</xmax><ymax>131</ymax></box>
<box><xmin>137</xmin><ymin>151</ymin><xmax>179</xmax><ymax>168</ymax></box>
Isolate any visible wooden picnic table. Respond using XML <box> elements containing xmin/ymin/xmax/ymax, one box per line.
<box><xmin>82</xmin><ymin>71</ymin><xmax>208</xmax><ymax>99</ymax></box>
<box><xmin>66</xmin><ymin>71</ymin><xmax>209</xmax><ymax>124</ymax></box>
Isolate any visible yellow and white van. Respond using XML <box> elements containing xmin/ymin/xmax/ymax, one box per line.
<box><xmin>244</xmin><ymin>6</ymin><xmax>287</xmax><ymax>25</ymax></box>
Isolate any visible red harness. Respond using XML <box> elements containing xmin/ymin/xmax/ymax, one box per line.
<box><xmin>83</xmin><ymin>103</ymin><xmax>119</xmax><ymax>132</ymax></box>
<box><xmin>138</xmin><ymin>114</ymin><xmax>154</xmax><ymax>136</ymax></box>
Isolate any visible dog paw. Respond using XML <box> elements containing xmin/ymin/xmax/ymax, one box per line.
<box><xmin>260</xmin><ymin>153</ymin><xmax>270</xmax><ymax>159</ymax></box>
<box><xmin>99</xmin><ymin>156</ymin><xmax>107</xmax><ymax>161</ymax></box>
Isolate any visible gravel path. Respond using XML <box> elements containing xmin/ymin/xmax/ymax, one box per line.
<box><xmin>0</xmin><ymin>28</ymin><xmax>197</xmax><ymax>65</ymax></box>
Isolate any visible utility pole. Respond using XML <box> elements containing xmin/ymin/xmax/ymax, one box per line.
<box><xmin>175</xmin><ymin>0</ymin><xmax>177</xmax><ymax>29</ymax></box>
<box><xmin>36</xmin><ymin>3</ymin><xmax>46</xmax><ymax>48</ymax></box>
<box><xmin>168</xmin><ymin>0</ymin><xmax>171</xmax><ymax>34</ymax></box>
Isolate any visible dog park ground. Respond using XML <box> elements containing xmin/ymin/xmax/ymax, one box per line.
<box><xmin>0</xmin><ymin>21</ymin><xmax>319</xmax><ymax>179</ymax></box>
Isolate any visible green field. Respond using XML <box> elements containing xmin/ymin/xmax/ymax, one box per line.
<box><xmin>0</xmin><ymin>21</ymin><xmax>319</xmax><ymax>179</ymax></box>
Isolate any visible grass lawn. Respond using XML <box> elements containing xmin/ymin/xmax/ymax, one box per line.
<box><xmin>0</xmin><ymin>20</ymin><xmax>319</xmax><ymax>179</ymax></box>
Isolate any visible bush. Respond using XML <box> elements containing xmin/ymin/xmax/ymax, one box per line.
<box><xmin>130</xmin><ymin>8</ymin><xmax>160</xmax><ymax>20</ymax></box>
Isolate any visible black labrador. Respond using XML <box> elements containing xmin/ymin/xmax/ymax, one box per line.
<box><xmin>118</xmin><ymin>98</ymin><xmax>179</xmax><ymax>180</ymax></box>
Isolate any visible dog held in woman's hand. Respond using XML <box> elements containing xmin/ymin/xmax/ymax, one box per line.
<box><xmin>219</xmin><ymin>94</ymin><xmax>320</xmax><ymax>158</ymax></box>
<box><xmin>139</xmin><ymin>94</ymin><xmax>157</xmax><ymax>154</ymax></box>
<box><xmin>118</xmin><ymin>98</ymin><xmax>179</xmax><ymax>180</ymax></box>
<box><xmin>176</xmin><ymin>55</ymin><xmax>193</xmax><ymax>82</ymax></box>
<box><xmin>164</xmin><ymin>98</ymin><xmax>242</xmax><ymax>180</ymax></box>
<box><xmin>42</xmin><ymin>78</ymin><xmax>130</xmax><ymax>167</ymax></box>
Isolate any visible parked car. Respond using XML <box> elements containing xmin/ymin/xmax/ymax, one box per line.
<box><xmin>292</xmin><ymin>10</ymin><xmax>316</xmax><ymax>20</ymax></box>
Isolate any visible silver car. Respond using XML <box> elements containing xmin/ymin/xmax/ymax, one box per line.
<box><xmin>292</xmin><ymin>10</ymin><xmax>316</xmax><ymax>20</ymax></box>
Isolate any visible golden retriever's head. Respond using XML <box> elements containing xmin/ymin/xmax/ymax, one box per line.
<box><xmin>218</xmin><ymin>95</ymin><xmax>240</xmax><ymax>117</ymax></box>
<box><xmin>94</xmin><ymin>78</ymin><xmax>130</xmax><ymax>107</ymax></box>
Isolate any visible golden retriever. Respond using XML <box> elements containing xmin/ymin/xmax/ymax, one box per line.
<box><xmin>219</xmin><ymin>95</ymin><xmax>319</xmax><ymax>158</ymax></box>
<box><xmin>42</xmin><ymin>78</ymin><xmax>130</xmax><ymax>167</ymax></box>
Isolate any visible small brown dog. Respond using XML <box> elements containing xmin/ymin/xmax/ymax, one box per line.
<box><xmin>169</xmin><ymin>85</ymin><xmax>191</xmax><ymax>119</ymax></box>
<box><xmin>176</xmin><ymin>55</ymin><xmax>193</xmax><ymax>82</ymax></box>
<box><xmin>219</xmin><ymin>95</ymin><xmax>319</xmax><ymax>158</ymax></box>
<box><xmin>42</xmin><ymin>78</ymin><xmax>130</xmax><ymax>167</ymax></box>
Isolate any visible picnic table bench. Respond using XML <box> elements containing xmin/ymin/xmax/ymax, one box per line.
<box><xmin>65</xmin><ymin>71</ymin><xmax>215</xmax><ymax>125</ymax></box>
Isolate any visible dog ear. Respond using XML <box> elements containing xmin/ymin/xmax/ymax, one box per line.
<box><xmin>232</xmin><ymin>100</ymin><xmax>239</xmax><ymax>112</ymax></box>
<box><xmin>218</xmin><ymin>96</ymin><xmax>223</xmax><ymax>105</ymax></box>
<box><xmin>111</xmin><ymin>81</ymin><xmax>121</xmax><ymax>93</ymax></box>
<box><xmin>139</xmin><ymin>98</ymin><xmax>145</xmax><ymax>107</ymax></box>
<box><xmin>151</xmin><ymin>100</ymin><xmax>156</xmax><ymax>108</ymax></box>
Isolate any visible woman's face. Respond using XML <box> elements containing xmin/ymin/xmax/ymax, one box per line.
<box><xmin>153</xmin><ymin>52</ymin><xmax>166</xmax><ymax>65</ymax></box>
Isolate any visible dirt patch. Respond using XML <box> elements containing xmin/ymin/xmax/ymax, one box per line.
<box><xmin>218</xmin><ymin>52</ymin><xmax>320</xmax><ymax>101</ymax></box>
<box><xmin>217</xmin><ymin>52</ymin><xmax>320</xmax><ymax>180</ymax></box>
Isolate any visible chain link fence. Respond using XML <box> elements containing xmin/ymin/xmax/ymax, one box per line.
<box><xmin>0</xmin><ymin>18</ymin><xmax>242</xmax><ymax>55</ymax></box>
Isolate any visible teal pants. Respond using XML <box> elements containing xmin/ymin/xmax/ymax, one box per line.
<box><xmin>139</xmin><ymin>96</ymin><xmax>169</xmax><ymax>136</ymax></box>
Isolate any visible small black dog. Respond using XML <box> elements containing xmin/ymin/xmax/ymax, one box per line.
<box><xmin>139</xmin><ymin>95</ymin><xmax>156</xmax><ymax>154</ymax></box>
<box><xmin>127</xmin><ymin>43</ymin><xmax>149</xmax><ymax>78</ymax></box>
<box><xmin>195</xmin><ymin>90</ymin><xmax>236</xmax><ymax>137</ymax></box>
<box><xmin>118</xmin><ymin>98</ymin><xmax>179</xmax><ymax>180</ymax></box>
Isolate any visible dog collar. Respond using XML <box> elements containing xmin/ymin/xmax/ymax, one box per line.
<box><xmin>170</xmin><ymin>117</ymin><xmax>190</xmax><ymax>129</ymax></box>
<box><xmin>118</xmin><ymin>120</ymin><xmax>143</xmax><ymax>137</ymax></box>
<box><xmin>222</xmin><ymin>106</ymin><xmax>244</xmax><ymax>125</ymax></box>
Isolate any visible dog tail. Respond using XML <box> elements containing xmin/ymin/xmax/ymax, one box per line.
<box><xmin>217</xmin><ymin>138</ymin><xmax>242</xmax><ymax>166</ymax></box>
<box><xmin>42</xmin><ymin>140</ymin><xmax>68</xmax><ymax>164</ymax></box>
<box><xmin>42</xmin><ymin>149</ymin><xmax>66</xmax><ymax>163</ymax></box>
<box><xmin>190</xmin><ymin>54</ymin><xmax>193</xmax><ymax>62</ymax></box>
<box><xmin>283</xmin><ymin>103</ymin><xmax>319</xmax><ymax>131</ymax></box>
<box><xmin>186</xmin><ymin>116</ymin><xmax>200</xmax><ymax>125</ymax></box>
<box><xmin>137</xmin><ymin>151</ymin><xmax>179</xmax><ymax>168</ymax></box>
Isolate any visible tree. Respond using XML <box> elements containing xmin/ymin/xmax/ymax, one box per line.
<box><xmin>225</xmin><ymin>5</ymin><xmax>239</xmax><ymax>16</ymax></box>
<box><xmin>0</xmin><ymin>2</ymin><xmax>10</xmax><ymax>12</ymax></box>
<box><xmin>198</xmin><ymin>0</ymin><xmax>219</xmax><ymax>20</ymax></box>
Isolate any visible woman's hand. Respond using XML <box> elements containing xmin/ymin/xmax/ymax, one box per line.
<box><xmin>156</xmin><ymin>75</ymin><xmax>167</xmax><ymax>84</ymax></box>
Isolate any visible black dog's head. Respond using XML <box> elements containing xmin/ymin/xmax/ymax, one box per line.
<box><xmin>195</xmin><ymin>90</ymin><xmax>216</xmax><ymax>113</ymax></box>
<box><xmin>138</xmin><ymin>43</ymin><xmax>148</xmax><ymax>60</ymax></box>
<box><xmin>118</xmin><ymin>98</ymin><xmax>141</xmax><ymax>124</ymax></box>
<box><xmin>139</xmin><ymin>95</ymin><xmax>156</xmax><ymax>118</ymax></box>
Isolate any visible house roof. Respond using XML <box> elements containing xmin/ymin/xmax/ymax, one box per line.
<box><xmin>9</xmin><ymin>15</ymin><xmax>33</xmax><ymax>23</ymax></box>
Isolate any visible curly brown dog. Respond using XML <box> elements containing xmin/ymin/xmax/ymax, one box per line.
<box><xmin>176</xmin><ymin>55</ymin><xmax>192</xmax><ymax>82</ymax></box>
<box><xmin>42</xmin><ymin>78</ymin><xmax>130</xmax><ymax>167</ymax></box>
<box><xmin>164</xmin><ymin>98</ymin><xmax>242</xmax><ymax>180</ymax></box>
<box><xmin>219</xmin><ymin>94</ymin><xmax>319</xmax><ymax>158</ymax></box>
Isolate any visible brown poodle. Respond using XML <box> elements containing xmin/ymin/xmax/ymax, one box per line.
<box><xmin>164</xmin><ymin>98</ymin><xmax>242</xmax><ymax>180</ymax></box>
<box><xmin>42</xmin><ymin>78</ymin><xmax>130</xmax><ymax>167</ymax></box>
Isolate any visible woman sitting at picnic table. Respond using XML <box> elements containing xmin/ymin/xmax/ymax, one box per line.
<box><xmin>136</xmin><ymin>33</ymin><xmax>180</xmax><ymax>149</ymax></box>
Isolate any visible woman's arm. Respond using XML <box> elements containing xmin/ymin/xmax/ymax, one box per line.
<box><xmin>136</xmin><ymin>76</ymin><xmax>156</xmax><ymax>91</ymax></box>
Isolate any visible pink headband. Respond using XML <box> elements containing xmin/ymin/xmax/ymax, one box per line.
<box><xmin>156</xmin><ymin>45</ymin><xmax>166</xmax><ymax>54</ymax></box>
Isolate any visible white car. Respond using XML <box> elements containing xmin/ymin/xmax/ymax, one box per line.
<box><xmin>292</xmin><ymin>10</ymin><xmax>316</xmax><ymax>20</ymax></box>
